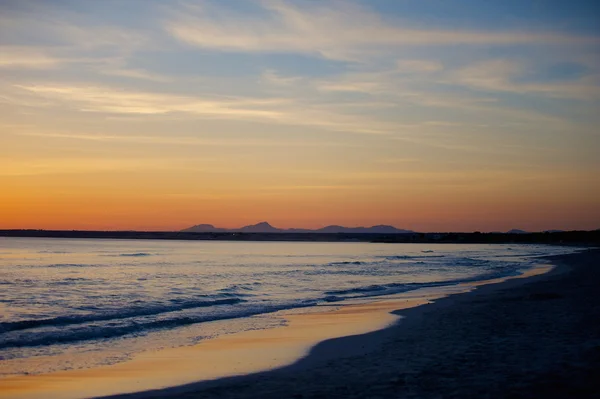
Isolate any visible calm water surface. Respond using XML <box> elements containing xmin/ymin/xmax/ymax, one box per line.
<box><xmin>0</xmin><ymin>238</ymin><xmax>579</xmax><ymax>376</ymax></box>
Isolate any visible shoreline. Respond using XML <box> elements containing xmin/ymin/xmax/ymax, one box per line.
<box><xmin>2</xmin><ymin>230</ymin><xmax>598</xmax><ymax>245</ymax></box>
<box><xmin>101</xmin><ymin>248</ymin><xmax>598</xmax><ymax>399</ymax></box>
<box><xmin>0</xmin><ymin>249</ymin><xmax>586</xmax><ymax>399</ymax></box>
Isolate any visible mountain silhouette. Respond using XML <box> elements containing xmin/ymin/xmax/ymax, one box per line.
<box><xmin>181</xmin><ymin>222</ymin><xmax>414</xmax><ymax>234</ymax></box>
<box><xmin>239</xmin><ymin>222</ymin><xmax>280</xmax><ymax>233</ymax></box>
<box><xmin>182</xmin><ymin>224</ymin><xmax>226</xmax><ymax>233</ymax></box>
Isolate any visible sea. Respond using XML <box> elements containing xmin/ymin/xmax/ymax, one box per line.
<box><xmin>0</xmin><ymin>237</ymin><xmax>580</xmax><ymax>376</ymax></box>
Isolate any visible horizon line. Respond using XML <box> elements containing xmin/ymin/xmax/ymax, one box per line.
<box><xmin>1</xmin><ymin>227</ymin><xmax>596</xmax><ymax>234</ymax></box>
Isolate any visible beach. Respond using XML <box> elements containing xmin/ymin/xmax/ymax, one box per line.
<box><xmin>98</xmin><ymin>247</ymin><xmax>600</xmax><ymax>399</ymax></box>
<box><xmin>1</xmin><ymin>246</ymin><xmax>597</xmax><ymax>399</ymax></box>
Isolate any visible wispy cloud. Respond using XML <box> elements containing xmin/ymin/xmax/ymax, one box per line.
<box><xmin>450</xmin><ymin>59</ymin><xmax>600</xmax><ymax>100</ymax></box>
<box><xmin>11</xmin><ymin>83</ymin><xmax>405</xmax><ymax>135</ymax></box>
<box><xmin>0</xmin><ymin>5</ymin><xmax>151</xmax><ymax>73</ymax></box>
<box><xmin>0</xmin><ymin>46</ymin><xmax>65</xmax><ymax>69</ymax></box>
<box><xmin>0</xmin><ymin>45</ymin><xmax>130</xmax><ymax>73</ymax></box>
<box><xmin>166</xmin><ymin>0</ymin><xmax>599</xmax><ymax>61</ymax></box>
<box><xmin>261</xmin><ymin>69</ymin><xmax>303</xmax><ymax>86</ymax></box>
<box><xmin>0</xmin><ymin>6</ymin><xmax>148</xmax><ymax>51</ymax></box>
<box><xmin>308</xmin><ymin>60</ymin><xmax>595</xmax><ymax>131</ymax></box>
<box><xmin>396</xmin><ymin>59</ymin><xmax>443</xmax><ymax>73</ymax></box>
<box><xmin>0</xmin><ymin>158</ymin><xmax>192</xmax><ymax>176</ymax></box>
<box><xmin>98</xmin><ymin>67</ymin><xmax>173</xmax><ymax>82</ymax></box>
<box><xmin>15</xmin><ymin>84</ymin><xmax>284</xmax><ymax>118</ymax></box>
<box><xmin>10</xmin><ymin>131</ymin><xmax>360</xmax><ymax>148</ymax></box>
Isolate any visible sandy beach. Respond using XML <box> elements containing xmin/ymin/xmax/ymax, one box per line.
<box><xmin>92</xmin><ymin>247</ymin><xmax>599</xmax><ymax>399</ymax></box>
<box><xmin>2</xmin><ymin>247</ymin><xmax>596</xmax><ymax>399</ymax></box>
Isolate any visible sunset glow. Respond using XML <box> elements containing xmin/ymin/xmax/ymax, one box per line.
<box><xmin>1</xmin><ymin>1</ymin><xmax>599</xmax><ymax>232</ymax></box>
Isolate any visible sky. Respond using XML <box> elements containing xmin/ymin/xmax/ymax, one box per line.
<box><xmin>1</xmin><ymin>0</ymin><xmax>599</xmax><ymax>232</ymax></box>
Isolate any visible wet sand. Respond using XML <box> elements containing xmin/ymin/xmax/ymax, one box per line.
<box><xmin>97</xmin><ymin>248</ymin><xmax>599</xmax><ymax>399</ymax></box>
<box><xmin>0</xmin><ymin>297</ymin><xmax>414</xmax><ymax>399</ymax></box>
<box><xmin>0</xmin><ymin>276</ymin><xmax>474</xmax><ymax>399</ymax></box>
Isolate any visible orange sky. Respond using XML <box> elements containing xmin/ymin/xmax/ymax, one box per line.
<box><xmin>1</xmin><ymin>1</ymin><xmax>599</xmax><ymax>232</ymax></box>
<box><xmin>2</xmin><ymin>164</ymin><xmax>598</xmax><ymax>232</ymax></box>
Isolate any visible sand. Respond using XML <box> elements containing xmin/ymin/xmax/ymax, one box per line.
<box><xmin>2</xmin><ymin>248</ymin><xmax>598</xmax><ymax>399</ymax></box>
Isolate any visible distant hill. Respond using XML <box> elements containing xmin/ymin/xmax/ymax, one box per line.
<box><xmin>181</xmin><ymin>222</ymin><xmax>414</xmax><ymax>234</ymax></box>
<box><xmin>315</xmin><ymin>224</ymin><xmax>411</xmax><ymax>234</ymax></box>
<box><xmin>507</xmin><ymin>229</ymin><xmax>529</xmax><ymax>234</ymax></box>
<box><xmin>181</xmin><ymin>224</ymin><xmax>226</xmax><ymax>233</ymax></box>
<box><xmin>239</xmin><ymin>222</ymin><xmax>280</xmax><ymax>233</ymax></box>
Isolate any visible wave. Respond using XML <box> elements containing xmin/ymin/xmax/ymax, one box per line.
<box><xmin>49</xmin><ymin>277</ymin><xmax>91</xmax><ymax>286</ymax></box>
<box><xmin>0</xmin><ymin>301</ymin><xmax>315</xmax><ymax>350</ymax></box>
<box><xmin>446</xmin><ymin>258</ymin><xmax>491</xmax><ymax>267</ymax></box>
<box><xmin>218</xmin><ymin>283</ymin><xmax>261</xmax><ymax>293</ymax></box>
<box><xmin>381</xmin><ymin>255</ymin><xmax>446</xmax><ymax>260</ymax></box>
<box><xmin>0</xmin><ymin>268</ymin><xmax>526</xmax><ymax>351</ymax></box>
<box><xmin>328</xmin><ymin>261</ymin><xmax>365</xmax><ymax>266</ymax></box>
<box><xmin>100</xmin><ymin>252</ymin><xmax>155</xmax><ymax>257</ymax></box>
<box><xmin>46</xmin><ymin>263</ymin><xmax>95</xmax><ymax>268</ymax></box>
<box><xmin>322</xmin><ymin>266</ymin><xmax>522</xmax><ymax>300</ymax></box>
<box><xmin>0</xmin><ymin>297</ymin><xmax>245</xmax><ymax>334</ymax></box>
<box><xmin>326</xmin><ymin>284</ymin><xmax>388</xmax><ymax>295</ymax></box>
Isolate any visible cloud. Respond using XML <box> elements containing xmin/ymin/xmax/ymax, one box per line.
<box><xmin>315</xmin><ymin>71</ymin><xmax>389</xmax><ymax>93</ymax></box>
<box><xmin>313</xmin><ymin>68</ymin><xmax>493</xmax><ymax>108</ymax></box>
<box><xmin>0</xmin><ymin>158</ymin><xmax>192</xmax><ymax>176</ymax></box>
<box><xmin>0</xmin><ymin>46</ymin><xmax>65</xmax><ymax>69</ymax></box>
<box><xmin>308</xmin><ymin>60</ymin><xmax>594</xmax><ymax>131</ymax></box>
<box><xmin>0</xmin><ymin>46</ymin><xmax>129</xmax><ymax>73</ymax></box>
<box><xmin>0</xmin><ymin>6</ymin><xmax>151</xmax><ymax>71</ymax></box>
<box><xmin>11</xmin><ymin>83</ymin><xmax>399</xmax><ymax>135</ymax></box>
<box><xmin>261</xmin><ymin>69</ymin><xmax>302</xmax><ymax>86</ymax></box>
<box><xmin>15</xmin><ymin>84</ymin><xmax>284</xmax><ymax>118</ymax></box>
<box><xmin>165</xmin><ymin>0</ymin><xmax>599</xmax><ymax>61</ymax></box>
<box><xmin>0</xmin><ymin>6</ymin><xmax>147</xmax><ymax>51</ymax></box>
<box><xmin>451</xmin><ymin>59</ymin><xmax>600</xmax><ymax>100</ymax></box>
<box><xmin>98</xmin><ymin>67</ymin><xmax>174</xmax><ymax>82</ymax></box>
<box><xmin>396</xmin><ymin>59</ymin><xmax>443</xmax><ymax>73</ymax></box>
<box><xmin>10</xmin><ymin>131</ymin><xmax>360</xmax><ymax>148</ymax></box>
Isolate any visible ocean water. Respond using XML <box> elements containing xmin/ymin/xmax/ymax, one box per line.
<box><xmin>0</xmin><ymin>238</ymin><xmax>579</xmax><ymax>376</ymax></box>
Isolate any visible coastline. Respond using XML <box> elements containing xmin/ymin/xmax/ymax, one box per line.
<box><xmin>2</xmin><ymin>248</ymin><xmax>594</xmax><ymax>399</ymax></box>
<box><xmin>1</xmin><ymin>229</ymin><xmax>598</xmax><ymax>245</ymax></box>
<box><xmin>100</xmin><ymin>247</ymin><xmax>599</xmax><ymax>399</ymax></box>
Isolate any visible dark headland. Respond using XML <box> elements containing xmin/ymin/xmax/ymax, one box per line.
<box><xmin>0</xmin><ymin>227</ymin><xmax>598</xmax><ymax>244</ymax></box>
